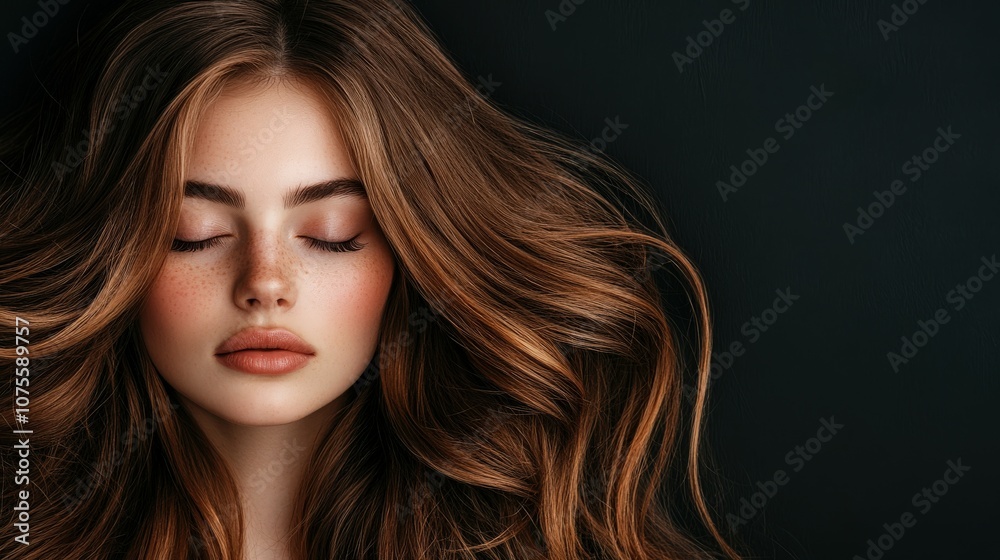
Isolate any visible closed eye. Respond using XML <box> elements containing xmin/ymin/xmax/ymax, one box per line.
<box><xmin>170</xmin><ymin>234</ymin><xmax>366</xmax><ymax>253</ymax></box>
<box><xmin>303</xmin><ymin>234</ymin><xmax>366</xmax><ymax>253</ymax></box>
<box><xmin>171</xmin><ymin>236</ymin><xmax>225</xmax><ymax>252</ymax></box>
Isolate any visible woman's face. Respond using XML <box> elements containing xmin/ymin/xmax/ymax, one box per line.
<box><xmin>138</xmin><ymin>77</ymin><xmax>395</xmax><ymax>426</ymax></box>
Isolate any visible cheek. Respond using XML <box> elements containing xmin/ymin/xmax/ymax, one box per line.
<box><xmin>314</xmin><ymin>249</ymin><xmax>395</xmax><ymax>346</ymax></box>
<box><xmin>139</xmin><ymin>262</ymin><xmax>220</xmax><ymax>348</ymax></box>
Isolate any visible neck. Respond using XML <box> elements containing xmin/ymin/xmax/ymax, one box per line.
<box><xmin>183</xmin><ymin>397</ymin><xmax>343</xmax><ymax>560</ymax></box>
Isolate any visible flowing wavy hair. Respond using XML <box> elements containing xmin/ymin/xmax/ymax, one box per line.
<box><xmin>0</xmin><ymin>0</ymin><xmax>744</xmax><ymax>558</ymax></box>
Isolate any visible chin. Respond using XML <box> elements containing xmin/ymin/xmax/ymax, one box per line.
<box><xmin>185</xmin><ymin>390</ymin><xmax>341</xmax><ymax>428</ymax></box>
<box><xmin>216</xmin><ymin>408</ymin><xmax>313</xmax><ymax>427</ymax></box>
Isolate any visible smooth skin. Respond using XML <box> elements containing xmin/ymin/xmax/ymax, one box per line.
<box><xmin>138</xmin><ymin>76</ymin><xmax>396</xmax><ymax>559</ymax></box>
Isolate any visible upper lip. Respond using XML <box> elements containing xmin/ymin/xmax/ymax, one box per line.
<box><xmin>215</xmin><ymin>327</ymin><xmax>316</xmax><ymax>355</ymax></box>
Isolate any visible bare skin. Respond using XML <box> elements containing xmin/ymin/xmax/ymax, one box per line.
<box><xmin>139</xmin><ymin>76</ymin><xmax>395</xmax><ymax>558</ymax></box>
<box><xmin>186</xmin><ymin>397</ymin><xmax>340</xmax><ymax>558</ymax></box>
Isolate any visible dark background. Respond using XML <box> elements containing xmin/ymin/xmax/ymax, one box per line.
<box><xmin>2</xmin><ymin>1</ymin><xmax>996</xmax><ymax>558</ymax></box>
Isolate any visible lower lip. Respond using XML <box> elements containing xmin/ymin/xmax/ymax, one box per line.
<box><xmin>215</xmin><ymin>350</ymin><xmax>312</xmax><ymax>375</ymax></box>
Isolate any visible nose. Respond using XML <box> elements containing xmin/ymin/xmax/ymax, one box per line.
<box><xmin>233</xmin><ymin>233</ymin><xmax>298</xmax><ymax>311</ymax></box>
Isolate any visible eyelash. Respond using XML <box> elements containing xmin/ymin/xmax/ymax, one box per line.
<box><xmin>304</xmin><ymin>235</ymin><xmax>367</xmax><ymax>253</ymax></box>
<box><xmin>170</xmin><ymin>235</ymin><xmax>366</xmax><ymax>253</ymax></box>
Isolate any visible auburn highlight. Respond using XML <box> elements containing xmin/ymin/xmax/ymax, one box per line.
<box><xmin>0</xmin><ymin>0</ymin><xmax>744</xmax><ymax>558</ymax></box>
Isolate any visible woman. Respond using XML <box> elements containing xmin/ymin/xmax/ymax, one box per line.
<box><xmin>0</xmin><ymin>0</ymin><xmax>744</xmax><ymax>558</ymax></box>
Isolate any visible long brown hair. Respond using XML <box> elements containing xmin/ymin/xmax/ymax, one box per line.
<box><xmin>0</xmin><ymin>0</ymin><xmax>744</xmax><ymax>557</ymax></box>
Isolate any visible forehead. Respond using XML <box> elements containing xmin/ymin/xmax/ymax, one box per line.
<box><xmin>184</xmin><ymin>77</ymin><xmax>358</xmax><ymax>197</ymax></box>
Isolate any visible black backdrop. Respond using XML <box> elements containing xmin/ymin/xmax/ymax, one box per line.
<box><xmin>2</xmin><ymin>1</ymin><xmax>996</xmax><ymax>558</ymax></box>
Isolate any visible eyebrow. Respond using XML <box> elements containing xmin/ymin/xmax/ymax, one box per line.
<box><xmin>183</xmin><ymin>178</ymin><xmax>367</xmax><ymax>209</ymax></box>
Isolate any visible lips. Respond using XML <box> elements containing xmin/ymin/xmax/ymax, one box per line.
<box><xmin>215</xmin><ymin>327</ymin><xmax>316</xmax><ymax>355</ymax></box>
<box><xmin>215</xmin><ymin>327</ymin><xmax>315</xmax><ymax>375</ymax></box>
